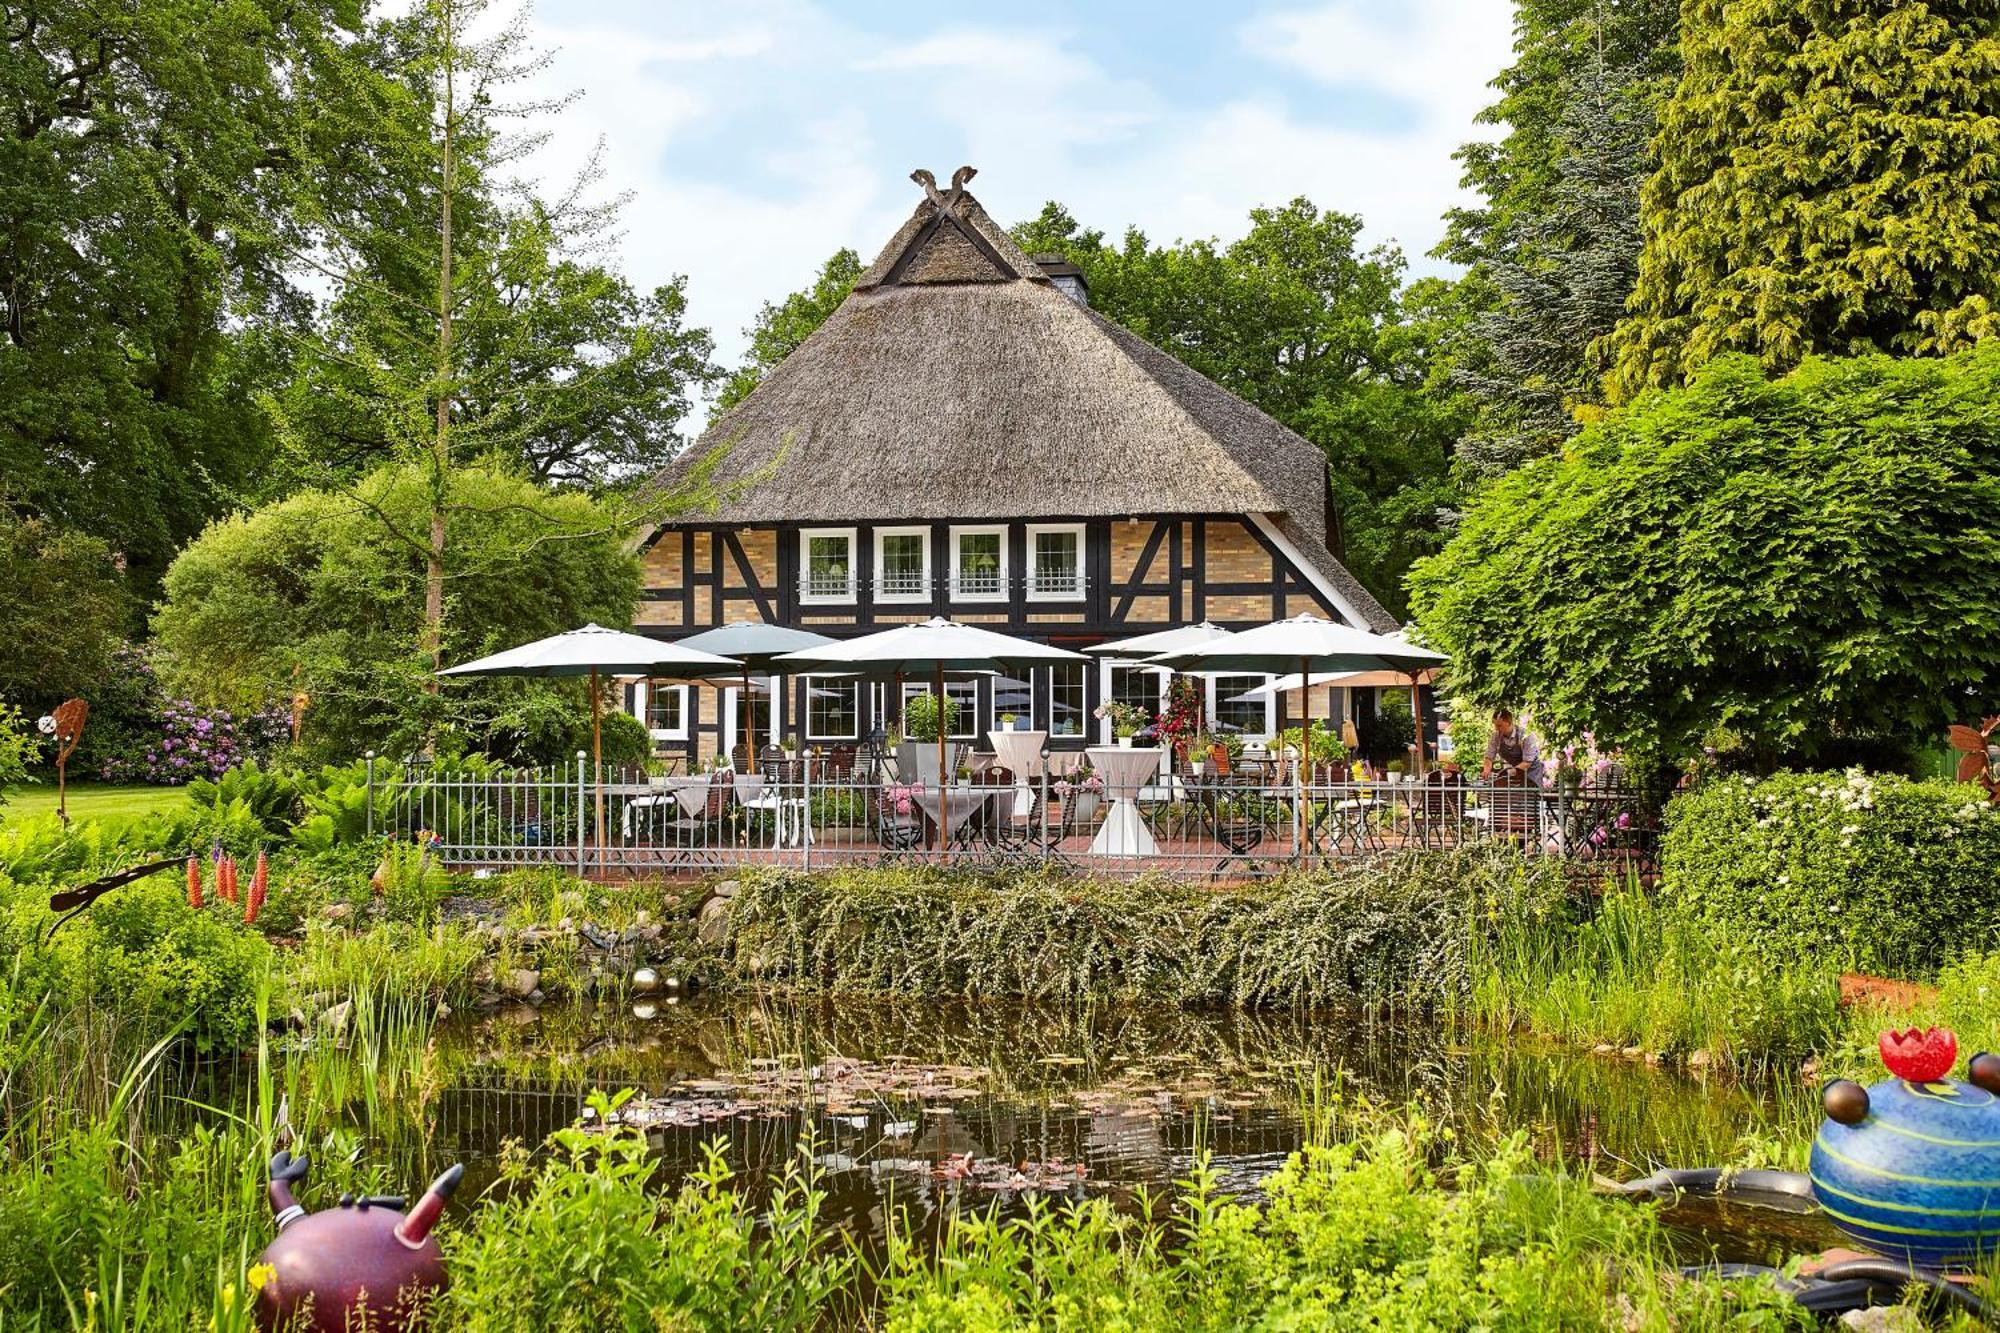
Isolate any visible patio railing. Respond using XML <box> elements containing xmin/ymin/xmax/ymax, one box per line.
<box><xmin>375</xmin><ymin>752</ymin><xmax>1663</xmax><ymax>883</ymax></box>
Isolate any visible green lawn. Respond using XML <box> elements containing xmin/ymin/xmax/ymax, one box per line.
<box><xmin>0</xmin><ymin>782</ymin><xmax>191</xmax><ymax>830</ymax></box>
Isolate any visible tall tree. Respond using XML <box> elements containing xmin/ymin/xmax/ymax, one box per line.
<box><xmin>1607</xmin><ymin>0</ymin><xmax>2000</xmax><ymax>398</ymax></box>
<box><xmin>263</xmin><ymin>0</ymin><xmax>712</xmax><ymax>708</ymax></box>
<box><xmin>714</xmin><ymin>247</ymin><xmax>861</xmax><ymax>413</ymax></box>
<box><xmin>1439</xmin><ymin>0</ymin><xmax>1680</xmax><ymax>474</ymax></box>
<box><xmin>0</xmin><ymin>0</ymin><xmax>354</xmax><ymax>586</ymax></box>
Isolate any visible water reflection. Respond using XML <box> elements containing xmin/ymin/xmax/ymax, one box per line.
<box><xmin>401</xmin><ymin>996</ymin><xmax>1837</xmax><ymax>1265</ymax></box>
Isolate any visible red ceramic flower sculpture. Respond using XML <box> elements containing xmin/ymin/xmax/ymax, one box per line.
<box><xmin>1879</xmin><ymin>1027</ymin><xmax>1958</xmax><ymax>1083</ymax></box>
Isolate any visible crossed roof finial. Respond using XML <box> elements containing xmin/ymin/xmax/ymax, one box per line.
<box><xmin>910</xmin><ymin>165</ymin><xmax>977</xmax><ymax>215</ymax></box>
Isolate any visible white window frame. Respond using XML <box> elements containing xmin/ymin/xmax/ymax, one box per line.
<box><xmin>636</xmin><ymin>682</ymin><xmax>689</xmax><ymax>741</ymax></box>
<box><xmin>799</xmin><ymin>527</ymin><xmax>858</xmax><ymax>604</ymax></box>
<box><xmin>901</xmin><ymin>679</ymin><xmax>980</xmax><ymax>740</ymax></box>
<box><xmin>872</xmin><ymin>526</ymin><xmax>931</xmax><ymax>604</ymax></box>
<box><xmin>1098</xmin><ymin>661</ymin><xmax>1166</xmax><ymax>744</ymax></box>
<box><xmin>1025</xmin><ymin>523</ymin><xmax>1086</xmax><ymax>601</ymax></box>
<box><xmin>1207</xmin><ymin>673</ymin><xmax>1274</xmax><ymax>741</ymax></box>
<box><xmin>1047</xmin><ymin>662</ymin><xmax>1088</xmax><ymax>739</ymax></box>
<box><xmin>804</xmin><ymin>675</ymin><xmax>861</xmax><ymax>741</ymax></box>
<box><xmin>949</xmin><ymin>524</ymin><xmax>1008</xmax><ymax>602</ymax></box>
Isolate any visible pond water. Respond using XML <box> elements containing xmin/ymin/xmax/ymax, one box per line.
<box><xmin>233</xmin><ymin>995</ymin><xmax>1839</xmax><ymax>1269</ymax></box>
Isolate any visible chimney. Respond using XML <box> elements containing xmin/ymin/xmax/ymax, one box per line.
<box><xmin>1033</xmin><ymin>254</ymin><xmax>1089</xmax><ymax>306</ymax></box>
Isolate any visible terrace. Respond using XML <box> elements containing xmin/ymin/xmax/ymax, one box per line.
<box><xmin>381</xmin><ymin>750</ymin><xmax>1661</xmax><ymax>883</ymax></box>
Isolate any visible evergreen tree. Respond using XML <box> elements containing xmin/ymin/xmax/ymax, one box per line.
<box><xmin>1608</xmin><ymin>0</ymin><xmax>2000</xmax><ymax>397</ymax></box>
<box><xmin>1441</xmin><ymin>0</ymin><xmax>1680</xmax><ymax>474</ymax></box>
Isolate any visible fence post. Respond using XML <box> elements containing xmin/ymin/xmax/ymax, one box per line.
<box><xmin>575</xmin><ymin>750</ymin><xmax>588</xmax><ymax>878</ymax></box>
<box><xmin>1039</xmin><ymin>764</ymin><xmax>1050</xmax><ymax>868</ymax></box>
<box><xmin>365</xmin><ymin>750</ymin><xmax>376</xmax><ymax>839</ymax></box>
<box><xmin>800</xmin><ymin>752</ymin><xmax>812</xmax><ymax>872</ymax></box>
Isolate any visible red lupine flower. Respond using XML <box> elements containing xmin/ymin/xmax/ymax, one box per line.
<box><xmin>186</xmin><ymin>856</ymin><xmax>203</xmax><ymax>910</ymax></box>
<box><xmin>245</xmin><ymin>853</ymin><xmax>268</xmax><ymax>925</ymax></box>
<box><xmin>1880</xmin><ymin>1027</ymin><xmax>1958</xmax><ymax>1083</ymax></box>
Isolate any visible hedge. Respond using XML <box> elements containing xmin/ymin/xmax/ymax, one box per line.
<box><xmin>1661</xmin><ymin>771</ymin><xmax>2000</xmax><ymax>977</ymax></box>
<box><xmin>720</xmin><ymin>850</ymin><xmax>1573</xmax><ymax>1009</ymax></box>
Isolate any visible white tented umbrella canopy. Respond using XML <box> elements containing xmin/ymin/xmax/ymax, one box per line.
<box><xmin>1144</xmin><ymin>614</ymin><xmax>1447</xmax><ymax>676</ymax></box>
<box><xmin>1084</xmin><ymin>621</ymin><xmax>1233</xmax><ymax>660</ymax></box>
<box><xmin>1230</xmin><ymin>667</ymin><xmax>1442</xmax><ymax>703</ymax></box>
<box><xmin>772</xmin><ymin>617</ymin><xmax>1089</xmax><ymax>677</ymax></box>
<box><xmin>674</xmin><ymin>622</ymin><xmax>837</xmax><ymax>667</ymax></box>
<box><xmin>437</xmin><ymin>623</ymin><xmax>739</xmax><ymax>679</ymax></box>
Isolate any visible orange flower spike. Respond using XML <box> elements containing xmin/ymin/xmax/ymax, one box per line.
<box><xmin>1880</xmin><ymin>1027</ymin><xmax>1958</xmax><ymax>1083</ymax></box>
<box><xmin>187</xmin><ymin>856</ymin><xmax>203</xmax><ymax>909</ymax></box>
<box><xmin>221</xmin><ymin>856</ymin><xmax>238</xmax><ymax>903</ymax></box>
<box><xmin>246</xmin><ymin>853</ymin><xmax>268</xmax><ymax>924</ymax></box>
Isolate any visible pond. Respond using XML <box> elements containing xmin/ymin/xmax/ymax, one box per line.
<box><xmin>190</xmin><ymin>995</ymin><xmax>1841</xmax><ymax>1270</ymax></box>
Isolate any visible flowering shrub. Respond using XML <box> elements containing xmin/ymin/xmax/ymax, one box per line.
<box><xmin>1662</xmin><ymin>769</ymin><xmax>2000</xmax><ymax>977</ymax></box>
<box><xmin>98</xmin><ymin>699</ymin><xmax>289</xmax><ymax>785</ymax></box>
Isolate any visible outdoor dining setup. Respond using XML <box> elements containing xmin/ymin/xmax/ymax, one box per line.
<box><xmin>404</xmin><ymin>615</ymin><xmax>1659</xmax><ymax>881</ymax></box>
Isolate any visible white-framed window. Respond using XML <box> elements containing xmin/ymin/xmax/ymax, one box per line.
<box><xmin>873</xmin><ymin>526</ymin><xmax>930</xmax><ymax>602</ymax></box>
<box><xmin>639</xmin><ymin>682</ymin><xmax>688</xmax><ymax>741</ymax></box>
<box><xmin>1210</xmin><ymin>674</ymin><xmax>1273</xmax><ymax>740</ymax></box>
<box><xmin>800</xmin><ymin>527</ymin><xmax>857</xmax><ymax>603</ymax></box>
<box><xmin>805</xmin><ymin>675</ymin><xmax>860</xmax><ymax>740</ymax></box>
<box><xmin>992</xmin><ymin>670</ymin><xmax>1035</xmax><ymax>731</ymax></box>
<box><xmin>1101</xmin><ymin>662</ymin><xmax>1165</xmax><ymax>742</ymax></box>
<box><xmin>901</xmin><ymin>679</ymin><xmax>980</xmax><ymax>740</ymax></box>
<box><xmin>1026</xmin><ymin>523</ymin><xmax>1085</xmax><ymax>600</ymax></box>
<box><xmin>1048</xmin><ymin>663</ymin><xmax>1087</xmax><ymax>738</ymax></box>
<box><xmin>949</xmin><ymin>525</ymin><xmax>1007</xmax><ymax>601</ymax></box>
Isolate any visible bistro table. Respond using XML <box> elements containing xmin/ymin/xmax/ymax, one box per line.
<box><xmin>911</xmin><ymin>787</ymin><xmax>1009</xmax><ymax>849</ymax></box>
<box><xmin>1085</xmin><ymin>744</ymin><xmax>1162</xmax><ymax>857</ymax></box>
<box><xmin>623</xmin><ymin>774</ymin><xmax>722</xmax><ymax>837</ymax></box>
<box><xmin>988</xmin><ymin>727</ymin><xmax>1047</xmax><ymax>819</ymax></box>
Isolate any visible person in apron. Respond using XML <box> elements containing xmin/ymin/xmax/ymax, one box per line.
<box><xmin>1481</xmin><ymin>710</ymin><xmax>1545</xmax><ymax>836</ymax></box>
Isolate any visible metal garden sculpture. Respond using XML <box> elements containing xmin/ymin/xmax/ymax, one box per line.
<box><xmin>255</xmin><ymin>1150</ymin><xmax>464</xmax><ymax>1332</ymax></box>
<box><xmin>35</xmin><ymin>697</ymin><xmax>87</xmax><ymax>823</ymax></box>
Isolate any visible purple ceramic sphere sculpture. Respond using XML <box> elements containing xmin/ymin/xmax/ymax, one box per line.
<box><xmin>254</xmin><ymin>1150</ymin><xmax>463</xmax><ymax>1331</ymax></box>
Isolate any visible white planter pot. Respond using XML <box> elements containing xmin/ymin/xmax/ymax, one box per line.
<box><xmin>1117</xmin><ymin>736</ymin><xmax>1133</xmax><ymax>749</ymax></box>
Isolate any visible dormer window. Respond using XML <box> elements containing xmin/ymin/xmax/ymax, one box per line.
<box><xmin>1027</xmin><ymin>524</ymin><xmax>1085</xmax><ymax>600</ymax></box>
<box><xmin>874</xmin><ymin>527</ymin><xmax>929</xmax><ymax>602</ymax></box>
<box><xmin>800</xmin><ymin>528</ymin><xmax>856</xmax><ymax>603</ymax></box>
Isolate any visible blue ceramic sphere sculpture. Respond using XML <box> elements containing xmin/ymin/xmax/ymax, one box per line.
<box><xmin>1809</xmin><ymin>1028</ymin><xmax>2000</xmax><ymax>1269</ymax></box>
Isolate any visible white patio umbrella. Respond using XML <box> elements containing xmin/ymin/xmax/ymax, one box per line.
<box><xmin>1084</xmin><ymin>621</ymin><xmax>1233</xmax><ymax>659</ymax></box>
<box><xmin>774</xmin><ymin>618</ymin><xmax>1088</xmax><ymax>815</ymax></box>
<box><xmin>438</xmin><ymin>623</ymin><xmax>740</xmax><ymax>848</ymax></box>
<box><xmin>1229</xmin><ymin>667</ymin><xmax>1441</xmax><ymax>701</ymax></box>
<box><xmin>1148</xmin><ymin>615</ymin><xmax>1447</xmax><ymax>773</ymax></box>
<box><xmin>675</xmin><ymin>623</ymin><xmax>837</xmax><ymax>775</ymax></box>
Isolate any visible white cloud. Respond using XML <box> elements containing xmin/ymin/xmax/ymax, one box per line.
<box><xmin>515</xmin><ymin>1</ymin><xmax>1513</xmax><ymax>377</ymax></box>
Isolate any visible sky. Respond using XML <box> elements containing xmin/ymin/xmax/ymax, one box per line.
<box><xmin>522</xmin><ymin>0</ymin><xmax>1517</xmax><ymax>367</ymax></box>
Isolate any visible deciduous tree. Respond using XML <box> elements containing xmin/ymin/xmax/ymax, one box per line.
<box><xmin>1410</xmin><ymin>349</ymin><xmax>2000</xmax><ymax>768</ymax></box>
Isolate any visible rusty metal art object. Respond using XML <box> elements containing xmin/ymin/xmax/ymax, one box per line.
<box><xmin>255</xmin><ymin>1150</ymin><xmax>462</xmax><ymax>1332</ymax></box>
<box><xmin>45</xmin><ymin>698</ymin><xmax>87</xmax><ymax>824</ymax></box>
<box><xmin>43</xmin><ymin>855</ymin><xmax>185</xmax><ymax>940</ymax></box>
<box><xmin>1949</xmin><ymin>717</ymin><xmax>2000</xmax><ymax>804</ymax></box>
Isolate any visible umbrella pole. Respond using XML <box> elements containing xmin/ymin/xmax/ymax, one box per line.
<box><xmin>591</xmin><ymin>666</ymin><xmax>604</xmax><ymax>864</ymax></box>
<box><xmin>933</xmin><ymin>662</ymin><xmax>947</xmax><ymax>852</ymax></box>
<box><xmin>1410</xmin><ymin>673</ymin><xmax>1427</xmax><ymax>777</ymax></box>
<box><xmin>743</xmin><ymin>668</ymin><xmax>756</xmax><ymax>776</ymax></box>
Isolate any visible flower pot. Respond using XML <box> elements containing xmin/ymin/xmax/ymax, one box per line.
<box><xmin>1073</xmin><ymin>793</ymin><xmax>1100</xmax><ymax>822</ymax></box>
<box><xmin>1117</xmin><ymin>736</ymin><xmax>1133</xmax><ymax>749</ymax></box>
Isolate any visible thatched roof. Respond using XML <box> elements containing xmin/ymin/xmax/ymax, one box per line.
<box><xmin>647</xmin><ymin>167</ymin><xmax>1394</xmax><ymax>630</ymax></box>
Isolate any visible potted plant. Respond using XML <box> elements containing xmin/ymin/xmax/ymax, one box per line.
<box><xmin>901</xmin><ymin>691</ymin><xmax>959</xmax><ymax>787</ymax></box>
<box><xmin>1000</xmin><ymin>712</ymin><xmax>1018</xmax><ymax>732</ymax></box>
<box><xmin>1094</xmin><ymin>701</ymin><xmax>1148</xmax><ymax>748</ymax></box>
<box><xmin>1056</xmin><ymin>770</ymin><xmax>1104</xmax><ymax>822</ymax></box>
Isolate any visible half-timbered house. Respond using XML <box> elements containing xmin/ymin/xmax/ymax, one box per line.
<box><xmin>627</xmin><ymin>168</ymin><xmax>1399</xmax><ymax>765</ymax></box>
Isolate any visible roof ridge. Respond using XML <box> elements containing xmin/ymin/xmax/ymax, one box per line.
<box><xmin>857</xmin><ymin>167</ymin><xmax>1051</xmax><ymax>290</ymax></box>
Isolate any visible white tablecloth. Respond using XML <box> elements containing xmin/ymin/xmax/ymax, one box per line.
<box><xmin>988</xmin><ymin>729</ymin><xmax>1046</xmax><ymax>819</ymax></box>
<box><xmin>912</xmin><ymin>788</ymin><xmax>1008</xmax><ymax>845</ymax></box>
<box><xmin>1085</xmin><ymin>745</ymin><xmax>1161</xmax><ymax>856</ymax></box>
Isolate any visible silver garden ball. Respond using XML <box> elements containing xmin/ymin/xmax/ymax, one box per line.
<box><xmin>631</xmin><ymin>966</ymin><xmax>661</xmax><ymax>994</ymax></box>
